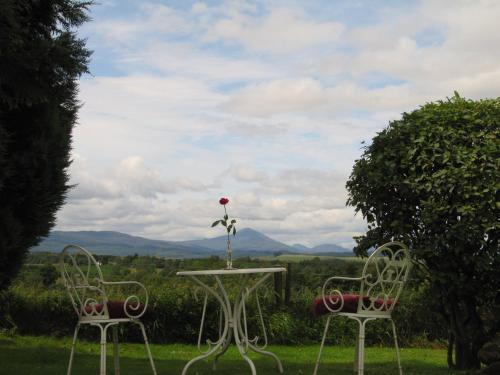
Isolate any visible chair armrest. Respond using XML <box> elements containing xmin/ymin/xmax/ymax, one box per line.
<box><xmin>100</xmin><ymin>280</ymin><xmax>149</xmax><ymax>319</ymax></box>
<box><xmin>321</xmin><ymin>276</ymin><xmax>364</xmax><ymax>313</ymax></box>
<box><xmin>74</xmin><ymin>285</ymin><xmax>106</xmax><ymax>292</ymax></box>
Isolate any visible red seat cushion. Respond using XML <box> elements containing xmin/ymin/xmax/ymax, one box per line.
<box><xmin>313</xmin><ymin>294</ymin><xmax>392</xmax><ymax>317</ymax></box>
<box><xmin>82</xmin><ymin>300</ymin><xmax>145</xmax><ymax>319</ymax></box>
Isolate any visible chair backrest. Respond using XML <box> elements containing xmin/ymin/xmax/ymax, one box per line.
<box><xmin>357</xmin><ymin>241</ymin><xmax>411</xmax><ymax>315</ymax></box>
<box><xmin>60</xmin><ymin>244</ymin><xmax>109</xmax><ymax>320</ymax></box>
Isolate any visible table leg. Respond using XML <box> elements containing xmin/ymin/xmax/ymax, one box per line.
<box><xmin>235</xmin><ymin>285</ymin><xmax>284</xmax><ymax>373</ymax></box>
<box><xmin>213</xmin><ymin>326</ymin><xmax>232</xmax><ymax>369</ymax></box>
<box><xmin>231</xmin><ymin>278</ymin><xmax>258</xmax><ymax>375</ymax></box>
<box><xmin>182</xmin><ymin>273</ymin><xmax>284</xmax><ymax>375</ymax></box>
<box><xmin>181</xmin><ymin>276</ymin><xmax>230</xmax><ymax>375</ymax></box>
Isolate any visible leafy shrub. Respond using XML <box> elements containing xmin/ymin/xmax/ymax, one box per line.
<box><xmin>0</xmin><ymin>255</ymin><xmax>449</xmax><ymax>346</ymax></box>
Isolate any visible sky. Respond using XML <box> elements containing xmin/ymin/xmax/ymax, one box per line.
<box><xmin>57</xmin><ymin>0</ymin><xmax>500</xmax><ymax>248</ymax></box>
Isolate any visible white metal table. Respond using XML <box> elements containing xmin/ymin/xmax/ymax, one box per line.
<box><xmin>176</xmin><ymin>267</ymin><xmax>286</xmax><ymax>375</ymax></box>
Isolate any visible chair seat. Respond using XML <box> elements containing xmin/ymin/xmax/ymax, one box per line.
<box><xmin>313</xmin><ymin>294</ymin><xmax>393</xmax><ymax>317</ymax></box>
<box><xmin>82</xmin><ymin>300</ymin><xmax>145</xmax><ymax>319</ymax></box>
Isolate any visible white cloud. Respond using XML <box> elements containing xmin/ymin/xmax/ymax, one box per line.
<box><xmin>279</xmin><ymin>208</ymin><xmax>362</xmax><ymax>236</ymax></box>
<box><xmin>68</xmin><ymin>154</ymin><xmax>121</xmax><ymax>200</ymax></box>
<box><xmin>222</xmin><ymin>78</ymin><xmax>424</xmax><ymax>117</ymax></box>
<box><xmin>228</xmin><ymin>165</ymin><xmax>268</xmax><ymax>183</ymax></box>
<box><xmin>139</xmin><ymin>41</ymin><xmax>279</xmax><ymax>82</ymax></box>
<box><xmin>204</xmin><ymin>7</ymin><xmax>343</xmax><ymax>54</ymax></box>
<box><xmin>113</xmin><ymin>156</ymin><xmax>174</xmax><ymax>197</ymax></box>
<box><xmin>55</xmin><ymin>0</ymin><xmax>500</xmax><ymax>248</ymax></box>
<box><xmin>67</xmin><ymin>155</ymin><xmax>211</xmax><ymax>202</ymax></box>
<box><xmin>91</xmin><ymin>3</ymin><xmax>191</xmax><ymax>43</ymax></box>
<box><xmin>192</xmin><ymin>2</ymin><xmax>209</xmax><ymax>14</ymax></box>
<box><xmin>223</xmin><ymin>78</ymin><xmax>325</xmax><ymax>116</ymax></box>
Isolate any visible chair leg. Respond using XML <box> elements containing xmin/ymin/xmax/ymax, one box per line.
<box><xmin>313</xmin><ymin>315</ymin><xmax>333</xmax><ymax>375</ymax></box>
<box><xmin>136</xmin><ymin>321</ymin><xmax>157</xmax><ymax>375</ymax></box>
<box><xmin>67</xmin><ymin>324</ymin><xmax>80</xmax><ymax>375</ymax></box>
<box><xmin>112</xmin><ymin>326</ymin><xmax>120</xmax><ymax>375</ymax></box>
<box><xmin>354</xmin><ymin>323</ymin><xmax>360</xmax><ymax>373</ymax></box>
<box><xmin>390</xmin><ymin>319</ymin><xmax>403</xmax><ymax>375</ymax></box>
<box><xmin>356</xmin><ymin>319</ymin><xmax>366</xmax><ymax>375</ymax></box>
<box><xmin>99</xmin><ymin>324</ymin><xmax>108</xmax><ymax>375</ymax></box>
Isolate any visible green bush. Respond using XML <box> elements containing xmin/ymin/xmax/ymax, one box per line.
<box><xmin>0</xmin><ymin>255</ymin><xmax>449</xmax><ymax>346</ymax></box>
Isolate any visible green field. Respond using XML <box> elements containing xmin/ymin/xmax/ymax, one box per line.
<box><xmin>0</xmin><ymin>333</ymin><xmax>470</xmax><ymax>375</ymax></box>
<box><xmin>257</xmin><ymin>254</ymin><xmax>363</xmax><ymax>262</ymax></box>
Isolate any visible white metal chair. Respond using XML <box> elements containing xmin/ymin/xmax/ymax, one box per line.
<box><xmin>312</xmin><ymin>241</ymin><xmax>412</xmax><ymax>375</ymax></box>
<box><xmin>60</xmin><ymin>244</ymin><xmax>157</xmax><ymax>375</ymax></box>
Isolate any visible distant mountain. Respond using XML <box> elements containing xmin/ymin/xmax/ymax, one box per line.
<box><xmin>179</xmin><ymin>228</ymin><xmax>294</xmax><ymax>253</ymax></box>
<box><xmin>311</xmin><ymin>243</ymin><xmax>351</xmax><ymax>253</ymax></box>
<box><xmin>31</xmin><ymin>228</ymin><xmax>351</xmax><ymax>258</ymax></box>
<box><xmin>31</xmin><ymin>231</ymin><xmax>209</xmax><ymax>258</ymax></box>
<box><xmin>292</xmin><ymin>242</ymin><xmax>351</xmax><ymax>254</ymax></box>
<box><xmin>31</xmin><ymin>228</ymin><xmax>294</xmax><ymax>258</ymax></box>
<box><xmin>291</xmin><ymin>243</ymin><xmax>310</xmax><ymax>252</ymax></box>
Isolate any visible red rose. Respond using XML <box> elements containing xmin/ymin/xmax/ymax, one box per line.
<box><xmin>219</xmin><ymin>197</ymin><xmax>229</xmax><ymax>205</ymax></box>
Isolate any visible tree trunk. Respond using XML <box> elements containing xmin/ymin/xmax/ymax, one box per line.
<box><xmin>446</xmin><ymin>297</ymin><xmax>486</xmax><ymax>370</ymax></box>
<box><xmin>447</xmin><ymin>332</ymin><xmax>455</xmax><ymax>368</ymax></box>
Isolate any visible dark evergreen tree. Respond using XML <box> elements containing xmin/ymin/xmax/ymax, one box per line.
<box><xmin>0</xmin><ymin>0</ymin><xmax>92</xmax><ymax>291</ymax></box>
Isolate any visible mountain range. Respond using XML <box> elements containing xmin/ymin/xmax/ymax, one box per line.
<box><xmin>31</xmin><ymin>228</ymin><xmax>352</xmax><ymax>258</ymax></box>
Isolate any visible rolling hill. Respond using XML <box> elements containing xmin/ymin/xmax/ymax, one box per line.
<box><xmin>291</xmin><ymin>243</ymin><xmax>352</xmax><ymax>254</ymax></box>
<box><xmin>31</xmin><ymin>228</ymin><xmax>351</xmax><ymax>258</ymax></box>
<box><xmin>178</xmin><ymin>228</ymin><xmax>294</xmax><ymax>253</ymax></box>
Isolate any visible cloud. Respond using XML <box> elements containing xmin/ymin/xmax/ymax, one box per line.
<box><xmin>139</xmin><ymin>42</ymin><xmax>279</xmax><ymax>82</ymax></box>
<box><xmin>191</xmin><ymin>2</ymin><xmax>210</xmax><ymax>15</ymax></box>
<box><xmin>228</xmin><ymin>164</ymin><xmax>268</xmax><ymax>183</ymax></box>
<box><xmin>67</xmin><ymin>155</ymin><xmax>210</xmax><ymax>201</ymax></box>
<box><xmin>91</xmin><ymin>3</ymin><xmax>191</xmax><ymax>43</ymax></box>
<box><xmin>68</xmin><ymin>154</ymin><xmax>121</xmax><ymax>200</ymax></box>
<box><xmin>113</xmin><ymin>156</ymin><xmax>175</xmax><ymax>197</ymax></box>
<box><xmin>204</xmin><ymin>7</ymin><xmax>343</xmax><ymax>54</ymax></box>
<box><xmin>62</xmin><ymin>157</ymin><xmax>360</xmax><ymax>246</ymax></box>
<box><xmin>223</xmin><ymin>78</ymin><xmax>325</xmax><ymax>116</ymax></box>
<box><xmin>55</xmin><ymin>0</ymin><xmax>500</xmax><ymax>248</ymax></box>
<box><xmin>316</xmin><ymin>0</ymin><xmax>500</xmax><ymax>97</ymax></box>
<box><xmin>222</xmin><ymin>78</ymin><xmax>422</xmax><ymax>117</ymax></box>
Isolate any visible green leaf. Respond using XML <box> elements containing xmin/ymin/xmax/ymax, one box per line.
<box><xmin>233</xmin><ymin>227</ymin><xmax>236</xmax><ymax>236</ymax></box>
<box><xmin>224</xmin><ymin>214</ymin><xmax>228</xmax><ymax>220</ymax></box>
<box><xmin>231</xmin><ymin>219</ymin><xmax>236</xmax><ymax>224</ymax></box>
<box><xmin>211</xmin><ymin>220</ymin><xmax>220</xmax><ymax>227</ymax></box>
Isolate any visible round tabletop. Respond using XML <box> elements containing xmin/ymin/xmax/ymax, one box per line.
<box><xmin>176</xmin><ymin>267</ymin><xmax>286</xmax><ymax>276</ymax></box>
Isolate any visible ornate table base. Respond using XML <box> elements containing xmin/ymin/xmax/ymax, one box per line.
<box><xmin>179</xmin><ymin>270</ymin><xmax>285</xmax><ymax>375</ymax></box>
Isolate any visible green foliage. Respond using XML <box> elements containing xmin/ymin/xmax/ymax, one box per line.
<box><xmin>39</xmin><ymin>265</ymin><xmax>59</xmax><ymax>287</ymax></box>
<box><xmin>268</xmin><ymin>312</ymin><xmax>296</xmax><ymax>342</ymax></box>
<box><xmin>212</xmin><ymin>204</ymin><xmax>237</xmax><ymax>236</ymax></box>
<box><xmin>346</xmin><ymin>94</ymin><xmax>500</xmax><ymax>369</ymax></box>
<box><xmin>1</xmin><ymin>254</ymin><xmax>448</xmax><ymax>347</ymax></box>
<box><xmin>0</xmin><ymin>0</ymin><xmax>92</xmax><ymax>291</ymax></box>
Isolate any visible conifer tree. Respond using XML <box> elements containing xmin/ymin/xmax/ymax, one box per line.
<box><xmin>0</xmin><ymin>0</ymin><xmax>92</xmax><ymax>291</ymax></box>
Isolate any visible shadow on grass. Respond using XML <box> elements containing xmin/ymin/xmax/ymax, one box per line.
<box><xmin>0</xmin><ymin>337</ymin><xmax>15</xmax><ymax>345</ymax></box>
<box><xmin>0</xmin><ymin>340</ymin><xmax>467</xmax><ymax>375</ymax></box>
<box><xmin>187</xmin><ymin>358</ymin><xmax>465</xmax><ymax>375</ymax></box>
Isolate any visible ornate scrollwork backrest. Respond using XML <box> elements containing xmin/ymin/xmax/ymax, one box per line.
<box><xmin>358</xmin><ymin>242</ymin><xmax>411</xmax><ymax>314</ymax></box>
<box><xmin>60</xmin><ymin>244</ymin><xmax>109</xmax><ymax>319</ymax></box>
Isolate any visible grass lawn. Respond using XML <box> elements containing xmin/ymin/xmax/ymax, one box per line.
<box><xmin>0</xmin><ymin>333</ymin><xmax>470</xmax><ymax>375</ymax></box>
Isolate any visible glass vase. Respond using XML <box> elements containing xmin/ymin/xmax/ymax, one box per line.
<box><xmin>226</xmin><ymin>240</ymin><xmax>233</xmax><ymax>269</ymax></box>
